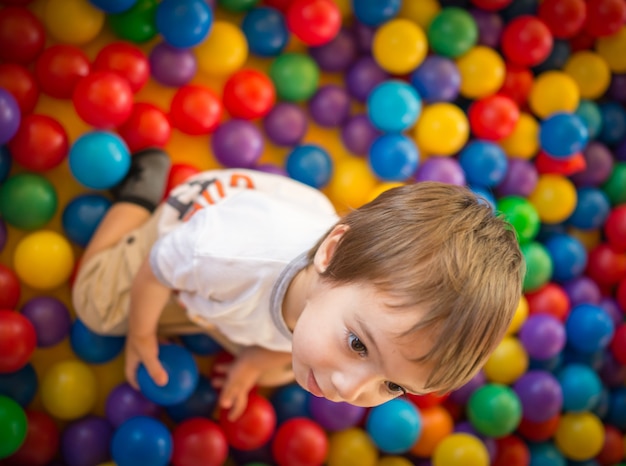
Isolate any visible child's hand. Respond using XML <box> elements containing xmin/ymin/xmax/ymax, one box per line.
<box><xmin>124</xmin><ymin>332</ymin><xmax>168</xmax><ymax>390</ymax></box>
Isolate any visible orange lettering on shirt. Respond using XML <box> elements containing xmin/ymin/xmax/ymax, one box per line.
<box><xmin>230</xmin><ymin>173</ymin><xmax>255</xmax><ymax>189</ymax></box>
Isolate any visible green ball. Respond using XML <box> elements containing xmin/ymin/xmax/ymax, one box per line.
<box><xmin>467</xmin><ymin>384</ymin><xmax>522</xmax><ymax>438</ymax></box>
<box><xmin>108</xmin><ymin>0</ymin><xmax>158</xmax><ymax>43</ymax></box>
<box><xmin>0</xmin><ymin>173</ymin><xmax>57</xmax><ymax>231</ymax></box>
<box><xmin>0</xmin><ymin>395</ymin><xmax>27</xmax><ymax>459</ymax></box>
<box><xmin>427</xmin><ymin>7</ymin><xmax>478</xmax><ymax>58</ymax></box>
<box><xmin>496</xmin><ymin>196</ymin><xmax>540</xmax><ymax>244</ymax></box>
<box><xmin>269</xmin><ymin>53</ymin><xmax>320</xmax><ymax>102</ymax></box>
<box><xmin>602</xmin><ymin>161</ymin><xmax>626</xmax><ymax>206</ymax></box>
<box><xmin>521</xmin><ymin>241</ymin><xmax>553</xmax><ymax>292</ymax></box>
<box><xmin>218</xmin><ymin>0</ymin><xmax>260</xmax><ymax>12</ymax></box>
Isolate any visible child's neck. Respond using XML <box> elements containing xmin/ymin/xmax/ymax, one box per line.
<box><xmin>282</xmin><ymin>264</ymin><xmax>317</xmax><ymax>332</ymax></box>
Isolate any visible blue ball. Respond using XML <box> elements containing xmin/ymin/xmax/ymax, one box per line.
<box><xmin>62</xmin><ymin>193</ymin><xmax>112</xmax><ymax>248</ymax></box>
<box><xmin>470</xmin><ymin>186</ymin><xmax>496</xmax><ymax>210</ymax></box>
<box><xmin>68</xmin><ymin>131</ymin><xmax>131</xmax><ymax>190</ymax></box>
<box><xmin>165</xmin><ymin>375</ymin><xmax>218</xmax><ymax>423</ymax></box>
<box><xmin>562</xmin><ymin>346</ymin><xmax>604</xmax><ymax>371</ymax></box>
<box><xmin>606</xmin><ymin>387</ymin><xmax>626</xmax><ymax>430</ymax></box>
<box><xmin>367</xmin><ymin>80</ymin><xmax>422</xmax><ymax>132</ymax></box>
<box><xmin>0</xmin><ymin>146</ymin><xmax>11</xmax><ymax>183</ymax></box>
<box><xmin>111</xmin><ymin>416</ymin><xmax>172</xmax><ymax>466</ymax></box>
<box><xmin>369</xmin><ymin>133</ymin><xmax>419</xmax><ymax>181</ymax></box>
<box><xmin>459</xmin><ymin>140</ymin><xmax>508</xmax><ymax>188</ymax></box>
<box><xmin>89</xmin><ymin>0</ymin><xmax>137</xmax><ymax>13</ymax></box>
<box><xmin>352</xmin><ymin>0</ymin><xmax>402</xmax><ymax>26</ymax></box>
<box><xmin>598</xmin><ymin>101</ymin><xmax>626</xmax><ymax>145</ymax></box>
<box><xmin>557</xmin><ymin>363</ymin><xmax>603</xmax><ymax>412</ymax></box>
<box><xmin>241</xmin><ymin>7</ymin><xmax>289</xmax><ymax>57</ymax></box>
<box><xmin>565</xmin><ymin>304</ymin><xmax>615</xmax><ymax>354</ymax></box>
<box><xmin>137</xmin><ymin>344</ymin><xmax>199</xmax><ymax>406</ymax></box>
<box><xmin>156</xmin><ymin>0</ymin><xmax>213</xmax><ymax>48</ymax></box>
<box><xmin>0</xmin><ymin>363</ymin><xmax>38</xmax><ymax>407</ymax></box>
<box><xmin>539</xmin><ymin>112</ymin><xmax>589</xmax><ymax>158</ymax></box>
<box><xmin>544</xmin><ymin>233</ymin><xmax>587</xmax><ymax>282</ymax></box>
<box><xmin>179</xmin><ymin>333</ymin><xmax>222</xmax><ymax>356</ymax></box>
<box><xmin>285</xmin><ymin>144</ymin><xmax>333</xmax><ymax>188</ymax></box>
<box><xmin>567</xmin><ymin>187</ymin><xmax>610</xmax><ymax>230</ymax></box>
<box><xmin>365</xmin><ymin>398</ymin><xmax>422</xmax><ymax>454</ymax></box>
<box><xmin>575</xmin><ymin>100</ymin><xmax>602</xmax><ymax>140</ymax></box>
<box><xmin>270</xmin><ymin>383</ymin><xmax>311</xmax><ymax>425</ymax></box>
<box><xmin>528</xmin><ymin>442</ymin><xmax>566</xmax><ymax>466</ymax></box>
<box><xmin>70</xmin><ymin>319</ymin><xmax>125</xmax><ymax>364</ymax></box>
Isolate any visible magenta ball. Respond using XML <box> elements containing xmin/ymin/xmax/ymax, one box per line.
<box><xmin>263</xmin><ymin>102</ymin><xmax>308</xmax><ymax>147</ymax></box>
<box><xmin>345</xmin><ymin>56</ymin><xmax>389</xmax><ymax>102</ymax></box>
<box><xmin>341</xmin><ymin>113</ymin><xmax>380</xmax><ymax>156</ymax></box>
<box><xmin>496</xmin><ymin>158</ymin><xmax>538</xmax><ymax>197</ymax></box>
<box><xmin>518</xmin><ymin>314</ymin><xmax>566</xmax><ymax>360</ymax></box>
<box><xmin>149</xmin><ymin>42</ymin><xmax>197</xmax><ymax>87</ymax></box>
<box><xmin>414</xmin><ymin>156</ymin><xmax>466</xmax><ymax>186</ymax></box>
<box><xmin>21</xmin><ymin>296</ymin><xmax>71</xmax><ymax>348</ymax></box>
<box><xmin>513</xmin><ymin>370</ymin><xmax>563</xmax><ymax>423</ymax></box>
<box><xmin>212</xmin><ymin>119</ymin><xmax>264</xmax><ymax>168</ymax></box>
<box><xmin>308</xmin><ymin>396</ymin><xmax>366</xmax><ymax>432</ymax></box>
<box><xmin>308</xmin><ymin>84</ymin><xmax>350</xmax><ymax>128</ymax></box>
<box><xmin>308</xmin><ymin>28</ymin><xmax>357</xmax><ymax>72</ymax></box>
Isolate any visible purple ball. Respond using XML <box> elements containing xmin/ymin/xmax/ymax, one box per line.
<box><xmin>21</xmin><ymin>296</ymin><xmax>72</xmax><ymax>347</ymax></box>
<box><xmin>513</xmin><ymin>370</ymin><xmax>563</xmax><ymax>423</ymax></box>
<box><xmin>414</xmin><ymin>156</ymin><xmax>466</xmax><ymax>186</ymax></box>
<box><xmin>212</xmin><ymin>119</ymin><xmax>264</xmax><ymax>168</ymax></box>
<box><xmin>449</xmin><ymin>370</ymin><xmax>486</xmax><ymax>405</ymax></box>
<box><xmin>496</xmin><ymin>158</ymin><xmax>538</xmax><ymax>197</ymax></box>
<box><xmin>105</xmin><ymin>382</ymin><xmax>161</xmax><ymax>428</ymax></box>
<box><xmin>599</xmin><ymin>352</ymin><xmax>626</xmax><ymax>388</ymax></box>
<box><xmin>308</xmin><ymin>28</ymin><xmax>357</xmax><ymax>72</ymax></box>
<box><xmin>0</xmin><ymin>218</ymin><xmax>6</xmax><ymax>253</ymax></box>
<box><xmin>345</xmin><ymin>56</ymin><xmax>389</xmax><ymax>103</ymax></box>
<box><xmin>410</xmin><ymin>56</ymin><xmax>461</xmax><ymax>103</ymax></box>
<box><xmin>0</xmin><ymin>87</ymin><xmax>21</xmax><ymax>145</ymax></box>
<box><xmin>615</xmin><ymin>138</ymin><xmax>626</xmax><ymax>162</ymax></box>
<box><xmin>562</xmin><ymin>276</ymin><xmax>602</xmax><ymax>307</ymax></box>
<box><xmin>308</xmin><ymin>84</ymin><xmax>350</xmax><ymax>128</ymax></box>
<box><xmin>263</xmin><ymin>102</ymin><xmax>308</xmax><ymax>147</ymax></box>
<box><xmin>608</xmin><ymin>73</ymin><xmax>626</xmax><ymax>104</ymax></box>
<box><xmin>518</xmin><ymin>314</ymin><xmax>566</xmax><ymax>360</ymax></box>
<box><xmin>254</xmin><ymin>163</ymin><xmax>288</xmax><ymax>176</ymax></box>
<box><xmin>309</xmin><ymin>396</ymin><xmax>366</xmax><ymax>432</ymax></box>
<box><xmin>341</xmin><ymin>113</ymin><xmax>380</xmax><ymax>156</ymax></box>
<box><xmin>61</xmin><ymin>416</ymin><xmax>113</xmax><ymax>466</ymax></box>
<box><xmin>149</xmin><ymin>42</ymin><xmax>197</xmax><ymax>87</ymax></box>
<box><xmin>469</xmin><ymin>8</ymin><xmax>503</xmax><ymax>48</ymax></box>
<box><xmin>351</xmin><ymin>20</ymin><xmax>376</xmax><ymax>53</ymax></box>
<box><xmin>570</xmin><ymin>141</ymin><xmax>614</xmax><ymax>187</ymax></box>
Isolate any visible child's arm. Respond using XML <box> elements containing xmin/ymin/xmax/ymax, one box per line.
<box><xmin>124</xmin><ymin>256</ymin><xmax>172</xmax><ymax>389</ymax></box>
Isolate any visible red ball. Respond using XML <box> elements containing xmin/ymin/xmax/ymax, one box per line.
<box><xmin>0</xmin><ymin>63</ymin><xmax>39</xmax><ymax>114</ymax></box>
<box><xmin>219</xmin><ymin>392</ymin><xmax>276</xmax><ymax>451</ymax></box>
<box><xmin>264</xmin><ymin>0</ymin><xmax>295</xmax><ymax>12</ymax></box>
<box><xmin>5</xmin><ymin>410</ymin><xmax>60</xmax><ymax>466</ymax></box>
<box><xmin>525</xmin><ymin>282</ymin><xmax>571</xmax><ymax>322</ymax></box>
<box><xmin>8</xmin><ymin>114</ymin><xmax>69</xmax><ymax>171</ymax></box>
<box><xmin>117</xmin><ymin>102</ymin><xmax>172</xmax><ymax>153</ymax></box>
<box><xmin>287</xmin><ymin>0</ymin><xmax>342</xmax><ymax>46</ymax></box>
<box><xmin>164</xmin><ymin>163</ymin><xmax>201</xmax><ymax>199</ymax></box>
<box><xmin>169</xmin><ymin>84</ymin><xmax>222</xmax><ymax>135</ymax></box>
<box><xmin>469</xmin><ymin>0</ymin><xmax>513</xmax><ymax>11</ymax></box>
<box><xmin>501</xmin><ymin>16</ymin><xmax>554</xmax><ymax>67</ymax></box>
<box><xmin>604</xmin><ymin>205</ymin><xmax>626</xmax><ymax>253</ymax></box>
<box><xmin>516</xmin><ymin>414</ymin><xmax>560</xmax><ymax>442</ymax></box>
<box><xmin>72</xmin><ymin>71</ymin><xmax>134</xmax><ymax>129</ymax></box>
<box><xmin>585</xmin><ymin>243</ymin><xmax>626</xmax><ymax>286</ymax></box>
<box><xmin>610</xmin><ymin>323</ymin><xmax>626</xmax><ymax>365</ymax></box>
<box><xmin>584</xmin><ymin>0</ymin><xmax>626</xmax><ymax>37</ymax></box>
<box><xmin>172</xmin><ymin>418</ymin><xmax>228</xmax><ymax>466</ymax></box>
<box><xmin>499</xmin><ymin>64</ymin><xmax>534</xmax><ymax>107</ymax></box>
<box><xmin>272</xmin><ymin>417</ymin><xmax>328</xmax><ymax>466</ymax></box>
<box><xmin>617</xmin><ymin>278</ymin><xmax>626</xmax><ymax>314</ymax></box>
<box><xmin>468</xmin><ymin>94</ymin><xmax>520</xmax><ymax>141</ymax></box>
<box><xmin>0</xmin><ymin>0</ymin><xmax>34</xmax><ymax>4</ymax></box>
<box><xmin>596</xmin><ymin>424</ymin><xmax>625</xmax><ymax>466</ymax></box>
<box><xmin>535</xmin><ymin>150</ymin><xmax>586</xmax><ymax>176</ymax></box>
<box><xmin>223</xmin><ymin>69</ymin><xmax>276</xmax><ymax>120</ymax></box>
<box><xmin>407</xmin><ymin>392</ymin><xmax>449</xmax><ymax>410</ymax></box>
<box><xmin>538</xmin><ymin>0</ymin><xmax>587</xmax><ymax>39</ymax></box>
<box><xmin>0</xmin><ymin>6</ymin><xmax>45</xmax><ymax>65</ymax></box>
<box><xmin>0</xmin><ymin>309</ymin><xmax>37</xmax><ymax>373</ymax></box>
<box><xmin>35</xmin><ymin>44</ymin><xmax>91</xmax><ymax>99</ymax></box>
<box><xmin>0</xmin><ymin>263</ymin><xmax>21</xmax><ymax>310</ymax></box>
<box><xmin>93</xmin><ymin>42</ymin><xmax>150</xmax><ymax>94</ymax></box>
<box><xmin>492</xmin><ymin>434</ymin><xmax>530</xmax><ymax>466</ymax></box>
<box><xmin>569</xmin><ymin>29</ymin><xmax>596</xmax><ymax>52</ymax></box>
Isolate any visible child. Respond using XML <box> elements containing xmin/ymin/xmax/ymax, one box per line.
<box><xmin>73</xmin><ymin>148</ymin><xmax>525</xmax><ymax>420</ymax></box>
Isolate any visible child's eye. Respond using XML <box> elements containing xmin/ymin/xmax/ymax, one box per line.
<box><xmin>386</xmin><ymin>381</ymin><xmax>407</xmax><ymax>396</ymax></box>
<box><xmin>347</xmin><ymin>332</ymin><xmax>367</xmax><ymax>355</ymax></box>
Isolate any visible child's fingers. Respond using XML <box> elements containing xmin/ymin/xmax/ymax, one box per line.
<box><xmin>144</xmin><ymin>358</ymin><xmax>169</xmax><ymax>386</ymax></box>
<box><xmin>228</xmin><ymin>392</ymin><xmax>249</xmax><ymax>421</ymax></box>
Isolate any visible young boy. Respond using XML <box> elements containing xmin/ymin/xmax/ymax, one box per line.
<box><xmin>73</xmin><ymin>148</ymin><xmax>525</xmax><ymax>420</ymax></box>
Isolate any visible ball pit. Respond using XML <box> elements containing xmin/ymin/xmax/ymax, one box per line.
<box><xmin>0</xmin><ymin>0</ymin><xmax>625</xmax><ymax>465</ymax></box>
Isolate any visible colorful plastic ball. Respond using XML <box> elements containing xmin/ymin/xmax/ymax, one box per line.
<box><xmin>68</xmin><ymin>131</ymin><xmax>130</xmax><ymax>189</ymax></box>
<box><xmin>459</xmin><ymin>140</ymin><xmax>508</xmax><ymax>188</ymax></box>
<box><xmin>368</xmin><ymin>134</ymin><xmax>419</xmax><ymax>182</ymax></box>
<box><xmin>269</xmin><ymin>52</ymin><xmax>320</xmax><ymax>102</ymax></box>
<box><xmin>105</xmin><ymin>382</ymin><xmax>160</xmax><ymax>428</ymax></box>
<box><xmin>605</xmin><ymin>386</ymin><xmax>626</xmax><ymax>429</ymax></box>
<box><xmin>308</xmin><ymin>84</ymin><xmax>350</xmax><ymax>128</ymax></box>
<box><xmin>598</xmin><ymin>101</ymin><xmax>626</xmax><ymax>146</ymax></box>
<box><xmin>529</xmin><ymin>71</ymin><xmax>580</xmax><ymax>119</ymax></box>
<box><xmin>571</xmin><ymin>141</ymin><xmax>613</xmax><ymax>187</ymax></box>
<box><xmin>0</xmin><ymin>88</ymin><xmax>20</xmax><ymax>145</ymax></box>
<box><xmin>41</xmin><ymin>359</ymin><xmax>97</xmax><ymax>420</ymax></box>
<box><xmin>118</xmin><ymin>103</ymin><xmax>171</xmax><ymax>153</ymax></box>
<box><xmin>179</xmin><ymin>334</ymin><xmax>222</xmax><ymax>357</ymax></box>
<box><xmin>537</xmin><ymin>0</ymin><xmax>586</xmax><ymax>39</ymax></box>
<box><xmin>270</xmin><ymin>417</ymin><xmax>328</xmax><ymax>466</ymax></box>
<box><xmin>269</xmin><ymin>383</ymin><xmax>310</xmax><ymax>425</ymax></box>
<box><xmin>569</xmin><ymin>187</ymin><xmax>611</xmax><ymax>230</ymax></box>
<box><xmin>483</xmin><ymin>336</ymin><xmax>529</xmax><ymax>385</ymax></box>
<box><xmin>521</xmin><ymin>241</ymin><xmax>554</xmax><ymax>292</ymax></box>
<box><xmin>495</xmin><ymin>196</ymin><xmax>540</xmax><ymax>244</ymax></box>
<box><xmin>499</xmin><ymin>63</ymin><xmax>534</xmax><ymax>107</ymax></box>
<box><xmin>155</xmin><ymin>0</ymin><xmax>212</xmax><ymax>48</ymax></box>
<box><xmin>469</xmin><ymin>8</ymin><xmax>503</xmax><ymax>49</ymax></box>
<box><xmin>241</xmin><ymin>6</ymin><xmax>288</xmax><ymax>57</ymax></box>
<box><xmin>345</xmin><ymin>56</ymin><xmax>389</xmax><ymax>103</ymax></box>
<box><xmin>21</xmin><ymin>296</ymin><xmax>71</xmax><ymax>348</ymax></box>
<box><xmin>263</xmin><ymin>102</ymin><xmax>308</xmax><ymax>147</ymax></box>
<box><xmin>519</xmin><ymin>314</ymin><xmax>566</xmax><ymax>360</ymax></box>
<box><xmin>409</xmin><ymin>405</ymin><xmax>454</xmax><ymax>458</ymax></box>
<box><xmin>492</xmin><ymin>434</ymin><xmax>530</xmax><ymax>466</ymax></box>
<box><xmin>93</xmin><ymin>41</ymin><xmax>149</xmax><ymax>93</ymax></box>
<box><xmin>563</xmin><ymin>51</ymin><xmax>611</xmax><ymax>100</ymax></box>
<box><xmin>501</xmin><ymin>15</ymin><xmax>553</xmax><ymax>67</ymax></box>
<box><xmin>602</xmin><ymin>162</ymin><xmax>626</xmax><ymax>206</ymax></box>
<box><xmin>513</xmin><ymin>370</ymin><xmax>563</xmax><ymax>423</ymax></box>
<box><xmin>309</xmin><ymin>397</ymin><xmax>365</xmax><ymax>432</ymax></box>
<box><xmin>544</xmin><ymin>233</ymin><xmax>587</xmax><ymax>282</ymax></box>
<box><xmin>467</xmin><ymin>383</ymin><xmax>522</xmax><ymax>438</ymax></box>
<box><xmin>108</xmin><ymin>0</ymin><xmax>158</xmax><ymax>43</ymax></box>
<box><xmin>596</xmin><ymin>26</ymin><xmax>626</xmax><ymax>73</ymax></box>
<box><xmin>219</xmin><ymin>392</ymin><xmax>276</xmax><ymax>451</ymax></box>
<box><xmin>0</xmin><ymin>63</ymin><xmax>39</xmax><ymax>114</ymax></box>
<box><xmin>61</xmin><ymin>416</ymin><xmax>113</xmax><ymax>466</ymax></box>
<box><xmin>0</xmin><ymin>263</ymin><xmax>20</xmax><ymax>310</ymax></box>
<box><xmin>585</xmin><ymin>0</ymin><xmax>626</xmax><ymax>37</ymax></box>
<box><xmin>557</xmin><ymin>363</ymin><xmax>602</xmax><ymax>412</ymax></box>
<box><xmin>0</xmin><ymin>395</ymin><xmax>27</xmax><ymax>459</ymax></box>
<box><xmin>72</xmin><ymin>71</ymin><xmax>133</xmax><ymax>128</ymax></box>
<box><xmin>499</xmin><ymin>112</ymin><xmax>540</xmax><ymax>160</ymax></box>
<box><xmin>212</xmin><ymin>119</ymin><xmax>264</xmax><ymax>168</ymax></box>
<box><xmin>0</xmin><ymin>310</ymin><xmax>36</xmax><ymax>374</ymax></box>
<box><xmin>566</xmin><ymin>303</ymin><xmax>615</xmax><ymax>355</ymax></box>
<box><xmin>0</xmin><ymin>173</ymin><xmax>57</xmax><ymax>231</ymax></box>
<box><xmin>165</xmin><ymin>375</ymin><xmax>219</xmax><ymax>423</ymax></box>
<box><xmin>555</xmin><ymin>412</ymin><xmax>605</xmax><ymax>461</ymax></box>
<box><xmin>70</xmin><ymin>318</ymin><xmax>125</xmax><ymax>364</ymax></box>
<box><xmin>308</xmin><ymin>27</ymin><xmax>357</xmax><ymax>72</ymax></box>
<box><xmin>605</xmin><ymin>205</ymin><xmax>626</xmax><ymax>252</ymax></box>
<box><xmin>5</xmin><ymin>409</ymin><xmax>60</xmax><ymax>466</ymax></box>
<box><xmin>457</xmin><ymin>45</ymin><xmax>506</xmax><ymax>99</ymax></box>
<box><xmin>137</xmin><ymin>344</ymin><xmax>199</xmax><ymax>406</ymax></box>
<box><xmin>285</xmin><ymin>144</ymin><xmax>332</xmax><ymax>188</ymax></box>
<box><xmin>352</xmin><ymin>0</ymin><xmax>402</xmax><ymax>26</ymax></box>
<box><xmin>0</xmin><ymin>363</ymin><xmax>37</xmax><ymax>407</ymax></box>
<box><xmin>372</xmin><ymin>18</ymin><xmax>427</xmax><ymax>74</ymax></box>
<box><xmin>414</xmin><ymin>102</ymin><xmax>469</xmax><ymax>156</ymax></box>
<box><xmin>171</xmin><ymin>417</ymin><xmax>228</xmax><ymax>466</ymax></box>
<box><xmin>428</xmin><ymin>6</ymin><xmax>478</xmax><ymax>59</ymax></box>
<box><xmin>223</xmin><ymin>69</ymin><xmax>276</xmax><ymax>120</ymax></box>
<box><xmin>468</xmin><ymin>94</ymin><xmax>519</xmax><ymax>141</ymax></box>
<box><xmin>89</xmin><ymin>0</ymin><xmax>138</xmax><ymax>13</ymax></box>
<box><xmin>340</xmin><ymin>113</ymin><xmax>379</xmax><ymax>156</ymax></box>
<box><xmin>149</xmin><ymin>42</ymin><xmax>197</xmax><ymax>87</ymax></box>
<box><xmin>170</xmin><ymin>85</ymin><xmax>222</xmax><ymax>136</ymax></box>
<box><xmin>409</xmin><ymin>56</ymin><xmax>460</xmax><ymax>103</ymax></box>
<box><xmin>286</xmin><ymin>0</ymin><xmax>341</xmax><ymax>46</ymax></box>
<box><xmin>367</xmin><ymin>80</ymin><xmax>421</xmax><ymax>132</ymax></box>
<box><xmin>595</xmin><ymin>424</ymin><xmax>624</xmax><ymax>465</ymax></box>
<box><xmin>496</xmin><ymin>159</ymin><xmax>537</xmax><ymax>198</ymax></box>
<box><xmin>413</xmin><ymin>156</ymin><xmax>464</xmax><ymax>186</ymax></box>
<box><xmin>8</xmin><ymin>113</ymin><xmax>69</xmax><ymax>172</ymax></box>
<box><xmin>528</xmin><ymin>174</ymin><xmax>577</xmax><ymax>224</ymax></box>
<box><xmin>44</xmin><ymin>0</ymin><xmax>105</xmax><ymax>45</ymax></box>
<box><xmin>365</xmin><ymin>398</ymin><xmax>421</xmax><ymax>454</ymax></box>
<box><xmin>326</xmin><ymin>156</ymin><xmax>379</xmax><ymax>209</ymax></box>
<box><xmin>432</xmin><ymin>432</ymin><xmax>490</xmax><ymax>466</ymax></box>
<box><xmin>0</xmin><ymin>6</ymin><xmax>45</xmax><ymax>65</ymax></box>
<box><xmin>111</xmin><ymin>416</ymin><xmax>172</xmax><ymax>466</ymax></box>
<box><xmin>539</xmin><ymin>112</ymin><xmax>589</xmax><ymax>158</ymax></box>
<box><xmin>195</xmin><ymin>21</ymin><xmax>248</xmax><ymax>77</ymax></box>
<box><xmin>326</xmin><ymin>427</ymin><xmax>377</xmax><ymax>466</ymax></box>
<box><xmin>574</xmin><ymin>100</ymin><xmax>603</xmax><ymax>142</ymax></box>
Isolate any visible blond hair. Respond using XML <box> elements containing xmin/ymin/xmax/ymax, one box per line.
<box><xmin>307</xmin><ymin>182</ymin><xmax>525</xmax><ymax>393</ymax></box>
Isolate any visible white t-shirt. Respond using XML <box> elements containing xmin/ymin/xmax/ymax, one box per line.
<box><xmin>149</xmin><ymin>169</ymin><xmax>339</xmax><ymax>352</ymax></box>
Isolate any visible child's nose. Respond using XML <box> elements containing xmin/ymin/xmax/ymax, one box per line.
<box><xmin>331</xmin><ymin>368</ymin><xmax>373</xmax><ymax>404</ymax></box>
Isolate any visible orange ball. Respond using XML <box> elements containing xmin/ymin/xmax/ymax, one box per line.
<box><xmin>410</xmin><ymin>405</ymin><xmax>455</xmax><ymax>457</ymax></box>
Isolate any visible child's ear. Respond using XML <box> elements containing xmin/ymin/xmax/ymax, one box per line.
<box><xmin>314</xmin><ymin>224</ymin><xmax>349</xmax><ymax>274</ymax></box>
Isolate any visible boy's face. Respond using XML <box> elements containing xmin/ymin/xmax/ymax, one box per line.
<box><xmin>290</xmin><ymin>280</ymin><xmax>433</xmax><ymax>407</ymax></box>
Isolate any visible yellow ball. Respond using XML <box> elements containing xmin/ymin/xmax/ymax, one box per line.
<box><xmin>499</xmin><ymin>112</ymin><xmax>539</xmax><ymax>160</ymax></box>
<box><xmin>326</xmin><ymin>157</ymin><xmax>379</xmax><ymax>211</ymax></box>
<box><xmin>195</xmin><ymin>21</ymin><xmax>248</xmax><ymax>76</ymax></box>
<box><xmin>529</xmin><ymin>71</ymin><xmax>580</xmax><ymax>119</ymax></box>
<box><xmin>41</xmin><ymin>360</ymin><xmax>97</xmax><ymax>420</ymax></box>
<box><xmin>456</xmin><ymin>46</ymin><xmax>505</xmax><ymax>99</ymax></box>
<box><xmin>398</xmin><ymin>0</ymin><xmax>441</xmax><ymax>30</ymax></box>
<box><xmin>377</xmin><ymin>457</ymin><xmax>414</xmax><ymax>466</ymax></box>
<box><xmin>555</xmin><ymin>412</ymin><xmax>605</xmax><ymax>461</ymax></box>
<box><xmin>567</xmin><ymin>227</ymin><xmax>602</xmax><ymax>250</ymax></box>
<box><xmin>367</xmin><ymin>182</ymin><xmax>405</xmax><ymax>203</ymax></box>
<box><xmin>564</xmin><ymin>51</ymin><xmax>611</xmax><ymax>100</ymax></box>
<box><xmin>483</xmin><ymin>336</ymin><xmax>529</xmax><ymax>385</ymax></box>
<box><xmin>414</xmin><ymin>103</ymin><xmax>469</xmax><ymax>156</ymax></box>
<box><xmin>13</xmin><ymin>230</ymin><xmax>75</xmax><ymax>290</ymax></box>
<box><xmin>528</xmin><ymin>174</ymin><xmax>578</xmax><ymax>224</ymax></box>
<box><xmin>596</xmin><ymin>26</ymin><xmax>626</xmax><ymax>73</ymax></box>
<box><xmin>44</xmin><ymin>0</ymin><xmax>105</xmax><ymax>45</ymax></box>
<box><xmin>372</xmin><ymin>19</ymin><xmax>428</xmax><ymax>75</ymax></box>
<box><xmin>506</xmin><ymin>295</ymin><xmax>529</xmax><ymax>336</ymax></box>
<box><xmin>327</xmin><ymin>428</ymin><xmax>378</xmax><ymax>466</ymax></box>
<box><xmin>432</xmin><ymin>433</ymin><xmax>490</xmax><ymax>466</ymax></box>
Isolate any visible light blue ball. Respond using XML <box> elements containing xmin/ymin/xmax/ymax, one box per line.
<box><xmin>286</xmin><ymin>144</ymin><xmax>333</xmax><ymax>188</ymax></box>
<box><xmin>528</xmin><ymin>442</ymin><xmax>566</xmax><ymax>466</ymax></box>
<box><xmin>365</xmin><ymin>398</ymin><xmax>422</xmax><ymax>454</ymax></box>
<box><xmin>557</xmin><ymin>363</ymin><xmax>603</xmax><ymax>412</ymax></box>
<box><xmin>575</xmin><ymin>100</ymin><xmax>602</xmax><ymax>140</ymax></box>
<box><xmin>367</xmin><ymin>80</ymin><xmax>422</xmax><ymax>133</ymax></box>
